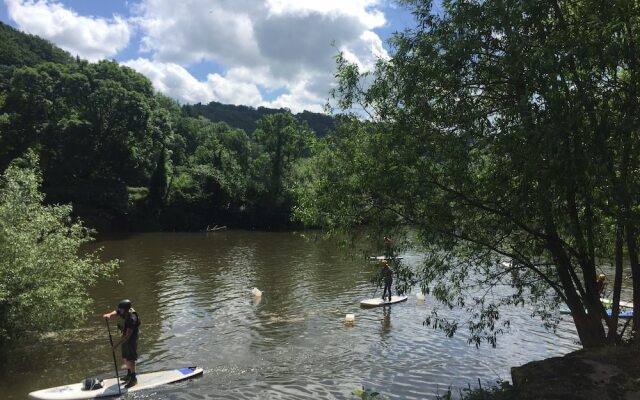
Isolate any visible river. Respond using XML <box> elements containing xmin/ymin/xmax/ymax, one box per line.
<box><xmin>0</xmin><ymin>231</ymin><xmax>581</xmax><ymax>399</ymax></box>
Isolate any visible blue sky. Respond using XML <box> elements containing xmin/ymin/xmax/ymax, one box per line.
<box><xmin>0</xmin><ymin>0</ymin><xmax>417</xmax><ymax>112</ymax></box>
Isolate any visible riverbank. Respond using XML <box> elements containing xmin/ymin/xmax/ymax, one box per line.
<box><xmin>511</xmin><ymin>345</ymin><xmax>640</xmax><ymax>399</ymax></box>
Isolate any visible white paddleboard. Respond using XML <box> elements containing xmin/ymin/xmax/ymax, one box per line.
<box><xmin>369</xmin><ymin>255</ymin><xmax>403</xmax><ymax>261</ymax></box>
<box><xmin>28</xmin><ymin>366</ymin><xmax>203</xmax><ymax>400</ymax></box>
<box><xmin>360</xmin><ymin>295</ymin><xmax>408</xmax><ymax>307</ymax></box>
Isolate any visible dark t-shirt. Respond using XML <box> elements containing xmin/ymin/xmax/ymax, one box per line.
<box><xmin>382</xmin><ymin>266</ymin><xmax>393</xmax><ymax>280</ymax></box>
<box><xmin>123</xmin><ymin>312</ymin><xmax>140</xmax><ymax>341</ymax></box>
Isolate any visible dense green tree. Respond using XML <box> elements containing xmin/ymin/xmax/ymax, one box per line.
<box><xmin>249</xmin><ymin>112</ymin><xmax>314</xmax><ymax>227</ymax></box>
<box><xmin>0</xmin><ymin>22</ymin><xmax>72</xmax><ymax>69</ymax></box>
<box><xmin>148</xmin><ymin>146</ymin><xmax>168</xmax><ymax>212</ymax></box>
<box><xmin>0</xmin><ymin>153</ymin><xmax>118</xmax><ymax>341</ymax></box>
<box><xmin>0</xmin><ymin>21</ymin><xmax>72</xmax><ymax>92</ymax></box>
<box><xmin>298</xmin><ymin>0</ymin><xmax>640</xmax><ymax>348</ymax></box>
<box><xmin>161</xmin><ymin>117</ymin><xmax>251</xmax><ymax>230</ymax></box>
<box><xmin>0</xmin><ymin>23</ymin><xmax>317</xmax><ymax>231</ymax></box>
<box><xmin>0</xmin><ymin>60</ymin><xmax>158</xmax><ymax>215</ymax></box>
<box><xmin>143</xmin><ymin>96</ymin><xmax>181</xmax><ymax>217</ymax></box>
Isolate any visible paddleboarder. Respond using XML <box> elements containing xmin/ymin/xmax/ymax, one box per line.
<box><xmin>381</xmin><ymin>260</ymin><xmax>394</xmax><ymax>302</ymax></box>
<box><xmin>103</xmin><ymin>299</ymin><xmax>141</xmax><ymax>388</ymax></box>
<box><xmin>597</xmin><ymin>273</ymin><xmax>607</xmax><ymax>296</ymax></box>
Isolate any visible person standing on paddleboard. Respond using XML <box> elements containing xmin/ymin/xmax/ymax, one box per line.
<box><xmin>104</xmin><ymin>299</ymin><xmax>140</xmax><ymax>388</ymax></box>
<box><xmin>597</xmin><ymin>273</ymin><xmax>608</xmax><ymax>296</ymax></box>
<box><xmin>381</xmin><ymin>260</ymin><xmax>394</xmax><ymax>302</ymax></box>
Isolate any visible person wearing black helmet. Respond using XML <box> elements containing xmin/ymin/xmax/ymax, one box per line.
<box><xmin>103</xmin><ymin>299</ymin><xmax>141</xmax><ymax>388</ymax></box>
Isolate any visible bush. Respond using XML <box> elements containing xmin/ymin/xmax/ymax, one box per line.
<box><xmin>0</xmin><ymin>153</ymin><xmax>118</xmax><ymax>342</ymax></box>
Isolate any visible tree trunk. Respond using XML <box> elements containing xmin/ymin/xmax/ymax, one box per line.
<box><xmin>545</xmin><ymin>217</ymin><xmax>606</xmax><ymax>347</ymax></box>
<box><xmin>627</xmin><ymin>225</ymin><xmax>640</xmax><ymax>338</ymax></box>
<box><xmin>607</xmin><ymin>222</ymin><xmax>624</xmax><ymax>343</ymax></box>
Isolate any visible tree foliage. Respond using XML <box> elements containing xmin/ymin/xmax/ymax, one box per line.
<box><xmin>0</xmin><ymin>23</ymin><xmax>321</xmax><ymax>231</ymax></box>
<box><xmin>248</xmin><ymin>113</ymin><xmax>315</xmax><ymax>227</ymax></box>
<box><xmin>298</xmin><ymin>0</ymin><xmax>640</xmax><ymax>348</ymax></box>
<box><xmin>0</xmin><ymin>153</ymin><xmax>118</xmax><ymax>341</ymax></box>
<box><xmin>1</xmin><ymin>60</ymin><xmax>156</xmax><ymax>215</ymax></box>
<box><xmin>0</xmin><ymin>21</ymin><xmax>72</xmax><ymax>93</ymax></box>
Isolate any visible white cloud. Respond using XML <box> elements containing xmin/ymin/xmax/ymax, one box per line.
<box><xmin>5</xmin><ymin>0</ymin><xmax>131</xmax><ymax>61</ymax></box>
<box><xmin>264</xmin><ymin>77</ymin><xmax>326</xmax><ymax>113</ymax></box>
<box><xmin>134</xmin><ymin>0</ymin><xmax>262</xmax><ymax>66</ymax></box>
<box><xmin>132</xmin><ymin>0</ymin><xmax>389</xmax><ymax>112</ymax></box>
<box><xmin>265</xmin><ymin>0</ymin><xmax>386</xmax><ymax>29</ymax></box>
<box><xmin>5</xmin><ymin>0</ymin><xmax>392</xmax><ymax>111</ymax></box>
<box><xmin>123</xmin><ymin>58</ymin><xmax>263</xmax><ymax>106</ymax></box>
<box><xmin>123</xmin><ymin>58</ymin><xmax>327</xmax><ymax>113</ymax></box>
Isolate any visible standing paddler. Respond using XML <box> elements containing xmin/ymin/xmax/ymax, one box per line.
<box><xmin>103</xmin><ymin>299</ymin><xmax>141</xmax><ymax>388</ymax></box>
<box><xmin>381</xmin><ymin>260</ymin><xmax>394</xmax><ymax>302</ymax></box>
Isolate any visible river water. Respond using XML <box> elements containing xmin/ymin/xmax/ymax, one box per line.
<box><xmin>0</xmin><ymin>231</ymin><xmax>582</xmax><ymax>399</ymax></box>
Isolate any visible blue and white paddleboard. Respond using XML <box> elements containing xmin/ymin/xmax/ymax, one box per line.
<box><xmin>607</xmin><ymin>309</ymin><xmax>634</xmax><ymax>318</ymax></box>
<box><xmin>28</xmin><ymin>366</ymin><xmax>203</xmax><ymax>400</ymax></box>
<box><xmin>360</xmin><ymin>295</ymin><xmax>408</xmax><ymax>307</ymax></box>
<box><xmin>560</xmin><ymin>308</ymin><xmax>633</xmax><ymax>319</ymax></box>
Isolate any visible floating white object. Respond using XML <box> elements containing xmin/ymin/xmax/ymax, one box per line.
<box><xmin>251</xmin><ymin>287</ymin><xmax>262</xmax><ymax>297</ymax></box>
<box><xmin>345</xmin><ymin>313</ymin><xmax>355</xmax><ymax>324</ymax></box>
<box><xmin>416</xmin><ymin>292</ymin><xmax>425</xmax><ymax>301</ymax></box>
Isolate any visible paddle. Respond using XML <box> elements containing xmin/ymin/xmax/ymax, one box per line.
<box><xmin>105</xmin><ymin>318</ymin><xmax>122</xmax><ymax>396</ymax></box>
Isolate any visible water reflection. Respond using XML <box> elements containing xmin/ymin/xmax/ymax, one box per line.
<box><xmin>380</xmin><ymin>307</ymin><xmax>392</xmax><ymax>338</ymax></box>
<box><xmin>0</xmin><ymin>231</ymin><xmax>583</xmax><ymax>399</ymax></box>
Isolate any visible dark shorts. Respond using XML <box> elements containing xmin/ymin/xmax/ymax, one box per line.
<box><xmin>121</xmin><ymin>339</ymin><xmax>138</xmax><ymax>361</ymax></box>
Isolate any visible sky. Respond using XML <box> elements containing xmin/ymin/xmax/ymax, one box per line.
<box><xmin>0</xmin><ymin>0</ymin><xmax>417</xmax><ymax>113</ymax></box>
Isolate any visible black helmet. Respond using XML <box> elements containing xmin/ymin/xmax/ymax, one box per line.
<box><xmin>117</xmin><ymin>299</ymin><xmax>132</xmax><ymax>313</ymax></box>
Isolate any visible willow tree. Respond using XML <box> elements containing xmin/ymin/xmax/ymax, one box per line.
<box><xmin>297</xmin><ymin>0</ymin><xmax>640</xmax><ymax>348</ymax></box>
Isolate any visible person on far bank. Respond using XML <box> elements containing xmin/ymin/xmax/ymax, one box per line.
<box><xmin>381</xmin><ymin>260</ymin><xmax>394</xmax><ymax>302</ymax></box>
<box><xmin>597</xmin><ymin>273</ymin><xmax>607</xmax><ymax>297</ymax></box>
<box><xmin>104</xmin><ymin>299</ymin><xmax>141</xmax><ymax>388</ymax></box>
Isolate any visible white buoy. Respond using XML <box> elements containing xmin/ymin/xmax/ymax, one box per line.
<box><xmin>345</xmin><ymin>313</ymin><xmax>355</xmax><ymax>325</ymax></box>
<box><xmin>251</xmin><ymin>287</ymin><xmax>262</xmax><ymax>297</ymax></box>
<box><xmin>416</xmin><ymin>292</ymin><xmax>425</xmax><ymax>301</ymax></box>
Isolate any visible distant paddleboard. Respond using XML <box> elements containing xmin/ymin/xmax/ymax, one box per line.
<box><xmin>369</xmin><ymin>256</ymin><xmax>403</xmax><ymax>261</ymax></box>
<box><xmin>369</xmin><ymin>256</ymin><xmax>402</xmax><ymax>261</ymax></box>
<box><xmin>607</xmin><ymin>310</ymin><xmax>633</xmax><ymax>318</ymax></box>
<box><xmin>600</xmin><ymin>298</ymin><xmax>634</xmax><ymax>309</ymax></box>
<box><xmin>28</xmin><ymin>366</ymin><xmax>203</xmax><ymax>400</ymax></box>
<box><xmin>607</xmin><ymin>309</ymin><xmax>633</xmax><ymax>318</ymax></box>
<box><xmin>560</xmin><ymin>308</ymin><xmax>633</xmax><ymax>318</ymax></box>
<box><xmin>360</xmin><ymin>295</ymin><xmax>408</xmax><ymax>307</ymax></box>
<box><xmin>560</xmin><ymin>297</ymin><xmax>634</xmax><ymax>317</ymax></box>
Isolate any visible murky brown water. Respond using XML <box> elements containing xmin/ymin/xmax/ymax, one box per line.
<box><xmin>0</xmin><ymin>231</ymin><xmax>583</xmax><ymax>399</ymax></box>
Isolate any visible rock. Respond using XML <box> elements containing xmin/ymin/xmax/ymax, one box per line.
<box><xmin>511</xmin><ymin>346</ymin><xmax>640</xmax><ymax>400</ymax></box>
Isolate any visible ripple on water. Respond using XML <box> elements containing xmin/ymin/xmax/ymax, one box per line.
<box><xmin>1</xmin><ymin>232</ymin><xmax>584</xmax><ymax>399</ymax></box>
